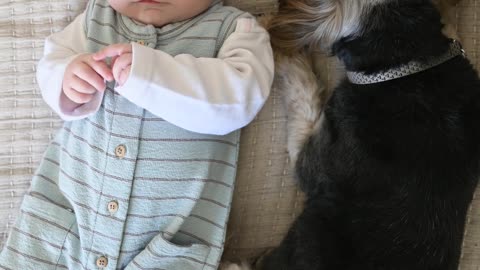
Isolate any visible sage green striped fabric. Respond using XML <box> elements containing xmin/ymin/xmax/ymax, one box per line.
<box><xmin>0</xmin><ymin>1</ymin><xmax>247</xmax><ymax>269</ymax></box>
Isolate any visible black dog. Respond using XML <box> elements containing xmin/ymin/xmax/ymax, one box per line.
<box><xmin>254</xmin><ymin>0</ymin><xmax>480</xmax><ymax>269</ymax></box>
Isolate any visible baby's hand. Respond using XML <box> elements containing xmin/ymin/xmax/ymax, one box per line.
<box><xmin>94</xmin><ymin>44</ymin><xmax>133</xmax><ymax>86</ymax></box>
<box><xmin>63</xmin><ymin>54</ymin><xmax>113</xmax><ymax>104</ymax></box>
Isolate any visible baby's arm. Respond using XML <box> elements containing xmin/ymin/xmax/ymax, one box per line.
<box><xmin>95</xmin><ymin>16</ymin><xmax>274</xmax><ymax>135</ymax></box>
<box><xmin>37</xmin><ymin>13</ymin><xmax>112</xmax><ymax>120</ymax></box>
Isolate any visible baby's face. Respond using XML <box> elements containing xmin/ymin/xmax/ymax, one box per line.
<box><xmin>108</xmin><ymin>0</ymin><xmax>214</xmax><ymax>27</ymax></box>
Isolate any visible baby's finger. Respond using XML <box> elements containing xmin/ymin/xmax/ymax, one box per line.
<box><xmin>112</xmin><ymin>54</ymin><xmax>132</xmax><ymax>82</ymax></box>
<box><xmin>87</xmin><ymin>59</ymin><xmax>113</xmax><ymax>82</ymax></box>
<box><xmin>74</xmin><ymin>63</ymin><xmax>107</xmax><ymax>92</ymax></box>
<box><xmin>70</xmin><ymin>76</ymin><xmax>97</xmax><ymax>94</ymax></box>
<box><xmin>118</xmin><ymin>65</ymin><xmax>131</xmax><ymax>86</ymax></box>
<box><xmin>64</xmin><ymin>87</ymin><xmax>94</xmax><ymax>104</ymax></box>
<box><xmin>93</xmin><ymin>44</ymin><xmax>132</xmax><ymax>61</ymax></box>
<box><xmin>111</xmin><ymin>56</ymin><xmax>119</xmax><ymax>69</ymax></box>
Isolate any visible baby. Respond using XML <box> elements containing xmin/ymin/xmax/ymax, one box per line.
<box><xmin>0</xmin><ymin>0</ymin><xmax>273</xmax><ymax>269</ymax></box>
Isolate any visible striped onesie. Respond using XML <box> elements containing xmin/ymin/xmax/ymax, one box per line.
<box><xmin>0</xmin><ymin>0</ymin><xmax>274</xmax><ymax>269</ymax></box>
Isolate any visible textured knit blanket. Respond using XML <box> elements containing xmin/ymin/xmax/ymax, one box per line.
<box><xmin>1</xmin><ymin>1</ymin><xmax>479</xmax><ymax>269</ymax></box>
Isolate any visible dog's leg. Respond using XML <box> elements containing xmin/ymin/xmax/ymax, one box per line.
<box><xmin>275</xmin><ymin>51</ymin><xmax>326</xmax><ymax>165</ymax></box>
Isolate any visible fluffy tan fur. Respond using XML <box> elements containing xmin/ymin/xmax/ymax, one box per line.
<box><xmin>275</xmin><ymin>52</ymin><xmax>326</xmax><ymax>164</ymax></box>
<box><xmin>268</xmin><ymin>0</ymin><xmax>460</xmax><ymax>54</ymax></box>
<box><xmin>268</xmin><ymin>0</ymin><xmax>384</xmax><ymax>54</ymax></box>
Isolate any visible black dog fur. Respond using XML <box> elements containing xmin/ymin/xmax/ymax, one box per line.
<box><xmin>261</xmin><ymin>0</ymin><xmax>480</xmax><ymax>269</ymax></box>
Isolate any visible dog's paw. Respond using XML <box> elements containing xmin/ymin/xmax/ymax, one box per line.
<box><xmin>219</xmin><ymin>261</ymin><xmax>252</xmax><ymax>270</ymax></box>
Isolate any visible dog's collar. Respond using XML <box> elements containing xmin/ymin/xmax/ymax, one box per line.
<box><xmin>346</xmin><ymin>40</ymin><xmax>465</xmax><ymax>85</ymax></box>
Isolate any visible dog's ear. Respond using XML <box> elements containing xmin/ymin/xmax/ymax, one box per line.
<box><xmin>267</xmin><ymin>1</ymin><xmax>322</xmax><ymax>55</ymax></box>
<box><xmin>268</xmin><ymin>0</ymin><xmax>365</xmax><ymax>54</ymax></box>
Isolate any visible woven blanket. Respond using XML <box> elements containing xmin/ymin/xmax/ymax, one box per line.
<box><xmin>0</xmin><ymin>1</ymin><xmax>479</xmax><ymax>269</ymax></box>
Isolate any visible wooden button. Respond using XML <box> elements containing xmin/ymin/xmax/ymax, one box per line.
<box><xmin>96</xmin><ymin>256</ymin><xmax>108</xmax><ymax>268</ymax></box>
<box><xmin>107</xmin><ymin>201</ymin><xmax>119</xmax><ymax>215</ymax></box>
<box><xmin>137</xmin><ymin>40</ymin><xmax>145</xmax><ymax>45</ymax></box>
<box><xmin>115</xmin><ymin>145</ymin><xmax>126</xmax><ymax>158</ymax></box>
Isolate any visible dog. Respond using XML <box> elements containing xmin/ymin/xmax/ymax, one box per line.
<box><xmin>222</xmin><ymin>0</ymin><xmax>480</xmax><ymax>269</ymax></box>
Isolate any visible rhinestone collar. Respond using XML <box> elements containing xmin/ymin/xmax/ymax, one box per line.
<box><xmin>346</xmin><ymin>40</ymin><xmax>465</xmax><ymax>85</ymax></box>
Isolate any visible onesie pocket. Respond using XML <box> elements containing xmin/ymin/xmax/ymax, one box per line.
<box><xmin>126</xmin><ymin>232</ymin><xmax>212</xmax><ymax>270</ymax></box>
<box><xmin>0</xmin><ymin>194</ymin><xmax>76</xmax><ymax>270</ymax></box>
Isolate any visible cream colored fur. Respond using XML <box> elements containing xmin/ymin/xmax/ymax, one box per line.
<box><xmin>275</xmin><ymin>52</ymin><xmax>326</xmax><ymax>164</ymax></box>
<box><xmin>268</xmin><ymin>0</ymin><xmax>383</xmax><ymax>53</ymax></box>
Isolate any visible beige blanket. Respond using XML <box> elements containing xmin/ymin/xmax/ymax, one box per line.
<box><xmin>0</xmin><ymin>1</ymin><xmax>479</xmax><ymax>269</ymax></box>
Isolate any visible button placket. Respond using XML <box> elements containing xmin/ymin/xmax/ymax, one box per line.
<box><xmin>88</xmin><ymin>97</ymin><xmax>143</xmax><ymax>268</ymax></box>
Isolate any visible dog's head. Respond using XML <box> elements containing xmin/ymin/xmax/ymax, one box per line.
<box><xmin>268</xmin><ymin>0</ymin><xmax>460</xmax><ymax>55</ymax></box>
